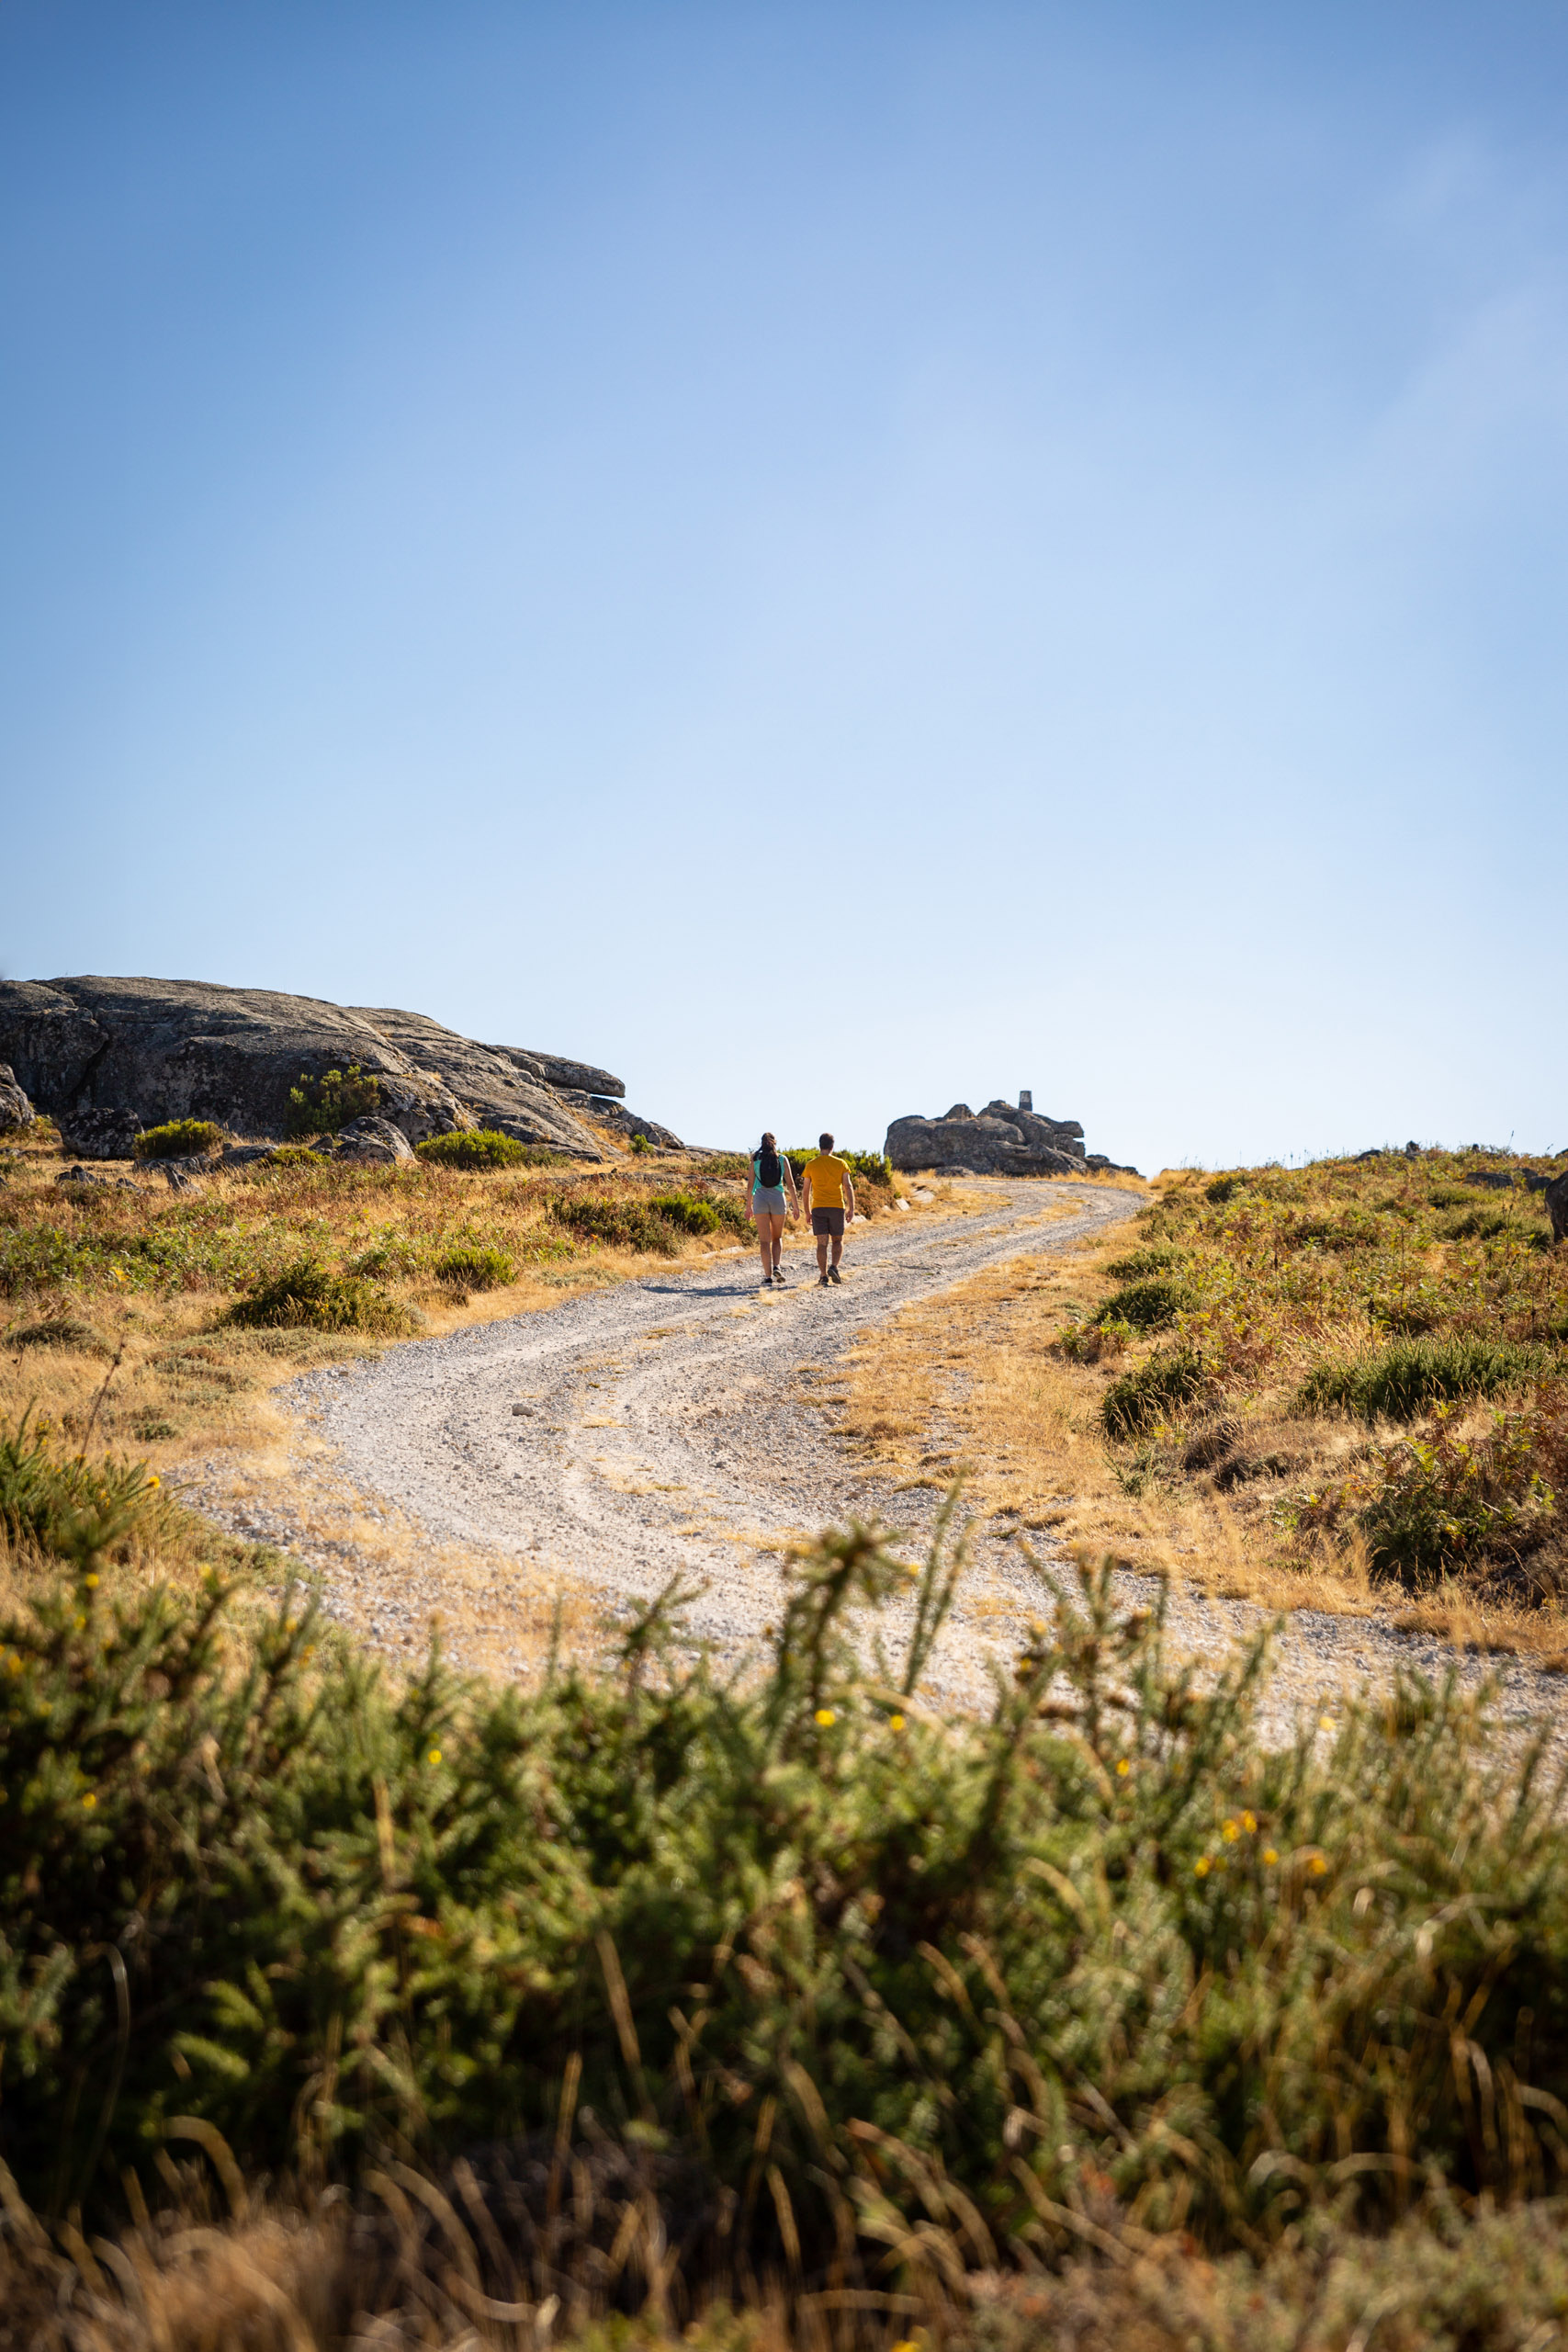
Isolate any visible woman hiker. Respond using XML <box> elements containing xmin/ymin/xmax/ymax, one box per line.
<box><xmin>748</xmin><ymin>1131</ymin><xmax>800</xmax><ymax>1287</ymax></box>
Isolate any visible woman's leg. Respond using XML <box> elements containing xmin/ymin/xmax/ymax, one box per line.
<box><xmin>757</xmin><ymin>1212</ymin><xmax>777</xmax><ymax>1279</ymax></box>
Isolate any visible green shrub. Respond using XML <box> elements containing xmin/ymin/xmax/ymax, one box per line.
<box><xmin>132</xmin><ymin>1118</ymin><xmax>222</xmax><ymax>1161</ymax></box>
<box><xmin>1205</xmin><ymin>1173</ymin><xmax>1243</xmax><ymax>1204</ymax></box>
<box><xmin>649</xmin><ymin>1192</ymin><xmax>719</xmax><ymax>1236</ymax></box>
<box><xmin>226</xmin><ymin>1256</ymin><xmax>414</xmax><ymax>1334</ymax></box>
<box><xmin>548</xmin><ymin>1195</ymin><xmax>681</xmax><ymax>1253</ymax></box>
<box><xmin>10</xmin><ymin>1530</ymin><xmax>1568</xmax><ymax>2274</ymax></box>
<box><xmin>415</xmin><ymin>1129</ymin><xmax>529</xmax><ymax>1170</ymax></box>
<box><xmin>1097</xmin><ymin>1275</ymin><xmax>1196</xmax><ymax>1331</ymax></box>
<box><xmin>784</xmin><ymin>1147</ymin><xmax>892</xmax><ymax>1189</ymax></box>
<box><xmin>1105</xmin><ymin>1243</ymin><xmax>1191</xmax><ymax>1280</ymax></box>
<box><xmin>1299</xmin><ymin>1337</ymin><xmax>1546</xmax><ymax>1421</ymax></box>
<box><xmin>285</xmin><ymin>1063</ymin><xmax>382</xmax><ymax>1138</ymax></box>
<box><xmin>1102</xmin><ymin>1346</ymin><xmax>1208</xmax><ymax>1437</ymax></box>
<box><xmin>1435</xmin><ymin>1201</ymin><xmax>1533</xmax><ymax>1243</ymax></box>
<box><xmin>433</xmin><ymin>1243</ymin><xmax>514</xmax><ymax>1290</ymax></box>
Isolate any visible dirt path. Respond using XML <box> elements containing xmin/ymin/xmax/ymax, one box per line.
<box><xmin>179</xmin><ymin>1182</ymin><xmax>1568</xmax><ymax>1744</ymax></box>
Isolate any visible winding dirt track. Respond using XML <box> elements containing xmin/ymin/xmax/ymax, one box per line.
<box><xmin>272</xmin><ymin>1182</ymin><xmax>1135</xmax><ymax>1704</ymax></box>
<box><xmin>182</xmin><ymin>1181</ymin><xmax>1568</xmax><ymax>1741</ymax></box>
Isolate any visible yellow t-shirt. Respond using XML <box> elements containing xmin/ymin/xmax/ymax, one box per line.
<box><xmin>805</xmin><ymin>1153</ymin><xmax>851</xmax><ymax>1209</ymax></box>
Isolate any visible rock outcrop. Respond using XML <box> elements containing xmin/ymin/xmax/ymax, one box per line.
<box><xmin>1547</xmin><ymin>1170</ymin><xmax>1568</xmax><ymax>1248</ymax></box>
<box><xmin>0</xmin><ymin>1064</ymin><xmax>35</xmax><ymax>1133</ymax></box>
<box><xmin>886</xmin><ymin>1091</ymin><xmax>1128</xmax><ymax>1177</ymax></box>
<box><xmin>0</xmin><ymin>978</ymin><xmax>663</xmax><ymax>1159</ymax></box>
<box><xmin>57</xmin><ymin>1106</ymin><xmax>144</xmax><ymax>1160</ymax></box>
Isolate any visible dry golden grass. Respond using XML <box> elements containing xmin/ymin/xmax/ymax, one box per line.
<box><xmin>0</xmin><ymin>1130</ymin><xmax>789</xmax><ymax>1476</ymax></box>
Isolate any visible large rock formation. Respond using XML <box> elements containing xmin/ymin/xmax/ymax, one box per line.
<box><xmin>886</xmin><ymin>1092</ymin><xmax>1127</xmax><ymax>1176</ymax></box>
<box><xmin>0</xmin><ymin>978</ymin><xmax>665</xmax><ymax>1159</ymax></box>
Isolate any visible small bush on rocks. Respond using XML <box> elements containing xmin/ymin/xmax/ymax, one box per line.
<box><xmin>132</xmin><ymin>1119</ymin><xmax>222</xmax><ymax>1161</ymax></box>
<box><xmin>226</xmin><ymin>1256</ymin><xmax>413</xmax><ymax>1334</ymax></box>
<box><xmin>285</xmin><ymin>1063</ymin><xmax>382</xmax><ymax>1138</ymax></box>
<box><xmin>415</xmin><ymin>1129</ymin><xmax>529</xmax><ymax>1170</ymax></box>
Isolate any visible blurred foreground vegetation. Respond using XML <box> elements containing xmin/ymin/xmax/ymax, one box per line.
<box><xmin>5</xmin><ymin>1409</ymin><xmax>1568</xmax><ymax>2346</ymax></box>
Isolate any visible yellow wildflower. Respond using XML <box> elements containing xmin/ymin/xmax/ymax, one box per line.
<box><xmin>85</xmin><ymin>1573</ymin><xmax>99</xmax><ymax>1589</ymax></box>
<box><xmin>1242</xmin><ymin>1811</ymin><xmax>1257</xmax><ymax>1833</ymax></box>
<box><xmin>82</xmin><ymin>1792</ymin><xmax>96</xmax><ymax>1810</ymax></box>
<box><xmin>815</xmin><ymin>1708</ymin><xmax>836</xmax><ymax>1727</ymax></box>
<box><xmin>1263</xmin><ymin>1848</ymin><xmax>1279</xmax><ymax>1866</ymax></box>
<box><xmin>1309</xmin><ymin>1855</ymin><xmax>1328</xmax><ymax>1877</ymax></box>
<box><xmin>1194</xmin><ymin>1856</ymin><xmax>1212</xmax><ymax>1877</ymax></box>
<box><xmin>427</xmin><ymin>1747</ymin><xmax>443</xmax><ymax>1766</ymax></box>
<box><xmin>889</xmin><ymin>1713</ymin><xmax>906</xmax><ymax>1732</ymax></box>
<box><xmin>1116</xmin><ymin>1758</ymin><xmax>1130</xmax><ymax>1777</ymax></box>
<box><xmin>1222</xmin><ymin>1819</ymin><xmax>1239</xmax><ymax>1842</ymax></box>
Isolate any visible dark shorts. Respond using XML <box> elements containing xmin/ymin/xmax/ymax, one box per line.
<box><xmin>811</xmin><ymin>1206</ymin><xmax>845</xmax><ymax>1238</ymax></box>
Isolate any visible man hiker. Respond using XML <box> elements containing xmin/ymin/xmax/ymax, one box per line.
<box><xmin>800</xmin><ymin>1133</ymin><xmax>855</xmax><ymax>1286</ymax></box>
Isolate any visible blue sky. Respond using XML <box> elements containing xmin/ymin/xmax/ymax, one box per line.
<box><xmin>4</xmin><ymin>2</ymin><xmax>1565</xmax><ymax>1171</ymax></box>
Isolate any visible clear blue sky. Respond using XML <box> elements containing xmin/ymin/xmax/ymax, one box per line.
<box><xmin>4</xmin><ymin>3</ymin><xmax>1565</xmax><ymax>1171</ymax></box>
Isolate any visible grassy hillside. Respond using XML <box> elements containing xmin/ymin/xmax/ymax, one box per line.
<box><xmin>834</xmin><ymin>1148</ymin><xmax>1568</xmax><ymax>1644</ymax></box>
<box><xmin>6</xmin><ymin>1410</ymin><xmax>1568</xmax><ymax>2345</ymax></box>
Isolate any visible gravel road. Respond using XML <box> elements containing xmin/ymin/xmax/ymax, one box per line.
<box><xmin>178</xmin><ymin>1181</ymin><xmax>1568</xmax><ymax>1746</ymax></box>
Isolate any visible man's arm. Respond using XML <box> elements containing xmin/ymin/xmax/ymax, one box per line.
<box><xmin>844</xmin><ymin>1172</ymin><xmax>856</xmax><ymax>1223</ymax></box>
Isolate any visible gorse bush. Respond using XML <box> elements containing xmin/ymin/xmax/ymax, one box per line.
<box><xmin>225</xmin><ymin>1255</ymin><xmax>415</xmax><ymax>1334</ymax></box>
<box><xmin>549</xmin><ymin>1194</ymin><xmax>681</xmax><ymax>1253</ymax></box>
<box><xmin>1298</xmin><ymin>1337</ymin><xmax>1545</xmax><ymax>1421</ymax></box>
<box><xmin>1103</xmin><ymin>1243</ymin><xmax>1191</xmax><ymax>1281</ymax></box>
<box><xmin>1101</xmin><ymin>1346</ymin><xmax>1207</xmax><ymax>1436</ymax></box>
<box><xmin>285</xmin><ymin>1063</ymin><xmax>382</xmax><ymax>1138</ymax></box>
<box><xmin>1096</xmin><ymin>1276</ymin><xmax>1196</xmax><ymax>1331</ymax></box>
<box><xmin>10</xmin><ymin>1489</ymin><xmax>1568</xmax><ymax>2282</ymax></box>
<box><xmin>434</xmin><ymin>1243</ymin><xmax>515</xmax><ymax>1289</ymax></box>
<box><xmin>0</xmin><ymin>1411</ymin><xmax>166</xmax><ymax>1563</ymax></box>
<box><xmin>131</xmin><ymin>1120</ymin><xmax>222</xmax><ymax>1162</ymax></box>
<box><xmin>547</xmin><ymin>1189</ymin><xmax>744</xmax><ymax>1253</ymax></box>
<box><xmin>415</xmin><ymin>1129</ymin><xmax>530</xmax><ymax>1170</ymax></box>
<box><xmin>649</xmin><ymin>1192</ymin><xmax>720</xmax><ymax>1236</ymax></box>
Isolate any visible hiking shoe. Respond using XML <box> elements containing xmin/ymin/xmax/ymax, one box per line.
<box><xmin>828</xmin><ymin>1264</ymin><xmax>842</xmax><ymax>1284</ymax></box>
<box><xmin>761</xmin><ymin>1274</ymin><xmax>773</xmax><ymax>1288</ymax></box>
<box><xmin>818</xmin><ymin>1272</ymin><xmax>830</xmax><ymax>1287</ymax></box>
<box><xmin>773</xmin><ymin>1265</ymin><xmax>786</xmax><ymax>1285</ymax></box>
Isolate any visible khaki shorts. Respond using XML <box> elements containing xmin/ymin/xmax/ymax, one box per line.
<box><xmin>811</xmin><ymin>1207</ymin><xmax>845</xmax><ymax>1238</ymax></box>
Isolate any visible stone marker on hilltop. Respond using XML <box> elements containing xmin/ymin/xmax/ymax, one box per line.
<box><xmin>885</xmin><ymin>1091</ymin><xmax>1138</xmax><ymax>1177</ymax></box>
<box><xmin>0</xmin><ymin>977</ymin><xmax>682</xmax><ymax>1159</ymax></box>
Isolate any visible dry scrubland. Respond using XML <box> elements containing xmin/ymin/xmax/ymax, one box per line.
<box><xmin>836</xmin><ymin>1148</ymin><xmax>1568</xmax><ymax>1656</ymax></box>
<box><xmin>7</xmin><ymin>1143</ymin><xmax>1568</xmax><ymax>2348</ymax></box>
<box><xmin>0</xmin><ymin>1125</ymin><xmax>902</xmax><ymax>1544</ymax></box>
